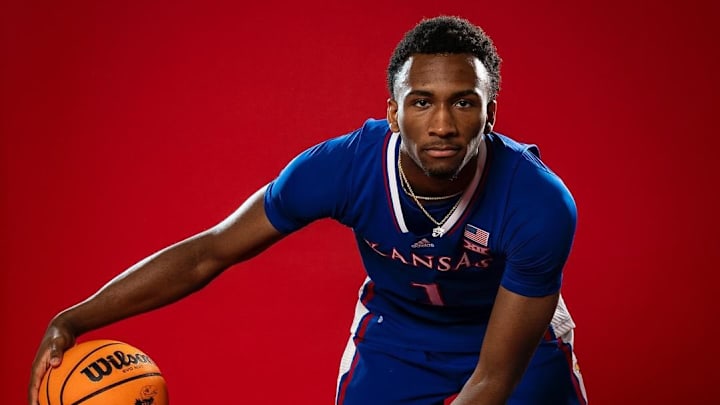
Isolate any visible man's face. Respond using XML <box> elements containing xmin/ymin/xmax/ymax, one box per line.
<box><xmin>387</xmin><ymin>53</ymin><xmax>496</xmax><ymax>179</ymax></box>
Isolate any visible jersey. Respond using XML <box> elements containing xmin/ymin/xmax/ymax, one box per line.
<box><xmin>264</xmin><ymin>118</ymin><xmax>577</xmax><ymax>352</ymax></box>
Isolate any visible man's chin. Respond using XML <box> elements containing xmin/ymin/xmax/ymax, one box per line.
<box><xmin>423</xmin><ymin>166</ymin><xmax>460</xmax><ymax>180</ymax></box>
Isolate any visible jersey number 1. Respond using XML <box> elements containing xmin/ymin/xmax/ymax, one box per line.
<box><xmin>411</xmin><ymin>282</ymin><xmax>445</xmax><ymax>306</ymax></box>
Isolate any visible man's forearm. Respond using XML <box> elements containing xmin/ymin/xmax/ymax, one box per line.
<box><xmin>451</xmin><ymin>376</ymin><xmax>515</xmax><ymax>405</ymax></box>
<box><xmin>51</xmin><ymin>233</ymin><xmax>224</xmax><ymax>336</ymax></box>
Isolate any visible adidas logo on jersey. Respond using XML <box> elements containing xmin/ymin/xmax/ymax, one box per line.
<box><xmin>411</xmin><ymin>238</ymin><xmax>435</xmax><ymax>248</ymax></box>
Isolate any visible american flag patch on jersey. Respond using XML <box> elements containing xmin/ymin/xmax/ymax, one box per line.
<box><xmin>464</xmin><ymin>224</ymin><xmax>490</xmax><ymax>246</ymax></box>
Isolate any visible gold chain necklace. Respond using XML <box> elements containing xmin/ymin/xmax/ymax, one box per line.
<box><xmin>397</xmin><ymin>152</ymin><xmax>463</xmax><ymax>237</ymax></box>
<box><xmin>399</xmin><ymin>178</ymin><xmax>464</xmax><ymax>201</ymax></box>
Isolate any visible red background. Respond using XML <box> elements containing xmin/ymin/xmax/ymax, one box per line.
<box><xmin>2</xmin><ymin>1</ymin><xmax>719</xmax><ymax>404</ymax></box>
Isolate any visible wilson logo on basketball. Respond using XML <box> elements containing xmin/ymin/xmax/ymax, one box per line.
<box><xmin>79</xmin><ymin>350</ymin><xmax>156</xmax><ymax>382</ymax></box>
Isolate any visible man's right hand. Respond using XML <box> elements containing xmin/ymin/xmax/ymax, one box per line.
<box><xmin>26</xmin><ymin>187</ymin><xmax>284</xmax><ymax>405</ymax></box>
<box><xmin>28</xmin><ymin>320</ymin><xmax>76</xmax><ymax>405</ymax></box>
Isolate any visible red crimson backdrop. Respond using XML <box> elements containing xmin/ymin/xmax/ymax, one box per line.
<box><xmin>2</xmin><ymin>1</ymin><xmax>719</xmax><ymax>404</ymax></box>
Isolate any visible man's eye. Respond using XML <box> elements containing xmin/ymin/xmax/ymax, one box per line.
<box><xmin>456</xmin><ymin>100</ymin><xmax>473</xmax><ymax>108</ymax></box>
<box><xmin>413</xmin><ymin>99</ymin><xmax>430</xmax><ymax>107</ymax></box>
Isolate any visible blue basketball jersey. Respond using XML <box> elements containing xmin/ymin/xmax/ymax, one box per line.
<box><xmin>264</xmin><ymin>118</ymin><xmax>577</xmax><ymax>352</ymax></box>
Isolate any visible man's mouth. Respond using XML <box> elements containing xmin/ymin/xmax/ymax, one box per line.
<box><xmin>424</xmin><ymin>146</ymin><xmax>460</xmax><ymax>158</ymax></box>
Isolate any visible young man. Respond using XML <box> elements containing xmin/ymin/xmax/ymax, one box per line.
<box><xmin>29</xmin><ymin>16</ymin><xmax>587</xmax><ymax>405</ymax></box>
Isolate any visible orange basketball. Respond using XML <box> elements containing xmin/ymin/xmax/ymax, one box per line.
<box><xmin>38</xmin><ymin>339</ymin><xmax>168</xmax><ymax>405</ymax></box>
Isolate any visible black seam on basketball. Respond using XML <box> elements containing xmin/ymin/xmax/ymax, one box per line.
<box><xmin>59</xmin><ymin>342</ymin><xmax>122</xmax><ymax>405</ymax></box>
<box><xmin>45</xmin><ymin>367</ymin><xmax>53</xmax><ymax>405</ymax></box>
<box><xmin>70</xmin><ymin>372</ymin><xmax>163</xmax><ymax>405</ymax></box>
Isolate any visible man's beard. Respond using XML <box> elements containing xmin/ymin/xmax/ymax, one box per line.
<box><xmin>423</xmin><ymin>165</ymin><xmax>460</xmax><ymax>181</ymax></box>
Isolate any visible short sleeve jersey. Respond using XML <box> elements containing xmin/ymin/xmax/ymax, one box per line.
<box><xmin>264</xmin><ymin>119</ymin><xmax>577</xmax><ymax>351</ymax></box>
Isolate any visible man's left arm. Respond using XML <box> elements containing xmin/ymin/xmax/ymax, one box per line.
<box><xmin>450</xmin><ymin>148</ymin><xmax>577</xmax><ymax>404</ymax></box>
<box><xmin>451</xmin><ymin>287</ymin><xmax>559</xmax><ymax>405</ymax></box>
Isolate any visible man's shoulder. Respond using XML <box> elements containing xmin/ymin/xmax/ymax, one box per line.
<box><xmin>487</xmin><ymin>132</ymin><xmax>540</xmax><ymax>157</ymax></box>
<box><xmin>487</xmin><ymin>131</ymin><xmax>571</xmax><ymax>195</ymax></box>
<box><xmin>359</xmin><ymin>117</ymin><xmax>391</xmax><ymax>134</ymax></box>
<box><xmin>314</xmin><ymin>118</ymin><xmax>390</xmax><ymax>155</ymax></box>
<box><xmin>489</xmin><ymin>131</ymin><xmax>558</xmax><ymax>173</ymax></box>
<box><xmin>342</xmin><ymin>118</ymin><xmax>391</xmax><ymax>145</ymax></box>
<box><xmin>289</xmin><ymin>118</ymin><xmax>390</xmax><ymax>167</ymax></box>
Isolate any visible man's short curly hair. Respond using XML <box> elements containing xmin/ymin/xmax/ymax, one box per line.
<box><xmin>387</xmin><ymin>16</ymin><xmax>502</xmax><ymax>100</ymax></box>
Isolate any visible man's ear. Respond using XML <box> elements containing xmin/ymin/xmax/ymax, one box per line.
<box><xmin>387</xmin><ymin>98</ymin><xmax>400</xmax><ymax>132</ymax></box>
<box><xmin>484</xmin><ymin>99</ymin><xmax>497</xmax><ymax>134</ymax></box>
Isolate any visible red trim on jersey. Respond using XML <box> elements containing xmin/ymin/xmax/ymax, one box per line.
<box><xmin>443</xmin><ymin>393</ymin><xmax>459</xmax><ymax>404</ymax></box>
<box><xmin>557</xmin><ymin>336</ymin><xmax>587</xmax><ymax>405</ymax></box>
<box><xmin>360</xmin><ymin>280</ymin><xmax>375</xmax><ymax>307</ymax></box>
<box><xmin>336</xmin><ymin>348</ymin><xmax>359</xmax><ymax>405</ymax></box>
<box><xmin>447</xmin><ymin>136</ymin><xmax>494</xmax><ymax>236</ymax></box>
<box><xmin>353</xmin><ymin>313</ymin><xmax>373</xmax><ymax>344</ymax></box>
<box><xmin>381</xmin><ymin>130</ymin><xmax>402</xmax><ymax>233</ymax></box>
<box><xmin>337</xmin><ymin>281</ymin><xmax>376</xmax><ymax>403</ymax></box>
<box><xmin>338</xmin><ymin>310</ymin><xmax>375</xmax><ymax>404</ymax></box>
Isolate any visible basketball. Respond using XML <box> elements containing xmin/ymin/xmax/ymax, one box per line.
<box><xmin>38</xmin><ymin>339</ymin><xmax>168</xmax><ymax>405</ymax></box>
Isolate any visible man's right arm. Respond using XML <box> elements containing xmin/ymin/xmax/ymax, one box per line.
<box><xmin>28</xmin><ymin>185</ymin><xmax>285</xmax><ymax>405</ymax></box>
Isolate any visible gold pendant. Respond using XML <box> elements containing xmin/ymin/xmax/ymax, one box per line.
<box><xmin>432</xmin><ymin>227</ymin><xmax>446</xmax><ymax>238</ymax></box>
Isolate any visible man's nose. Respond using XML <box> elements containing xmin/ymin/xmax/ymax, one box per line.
<box><xmin>428</xmin><ymin>105</ymin><xmax>457</xmax><ymax>137</ymax></box>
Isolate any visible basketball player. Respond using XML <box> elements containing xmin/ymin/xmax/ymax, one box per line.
<box><xmin>29</xmin><ymin>16</ymin><xmax>588</xmax><ymax>404</ymax></box>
